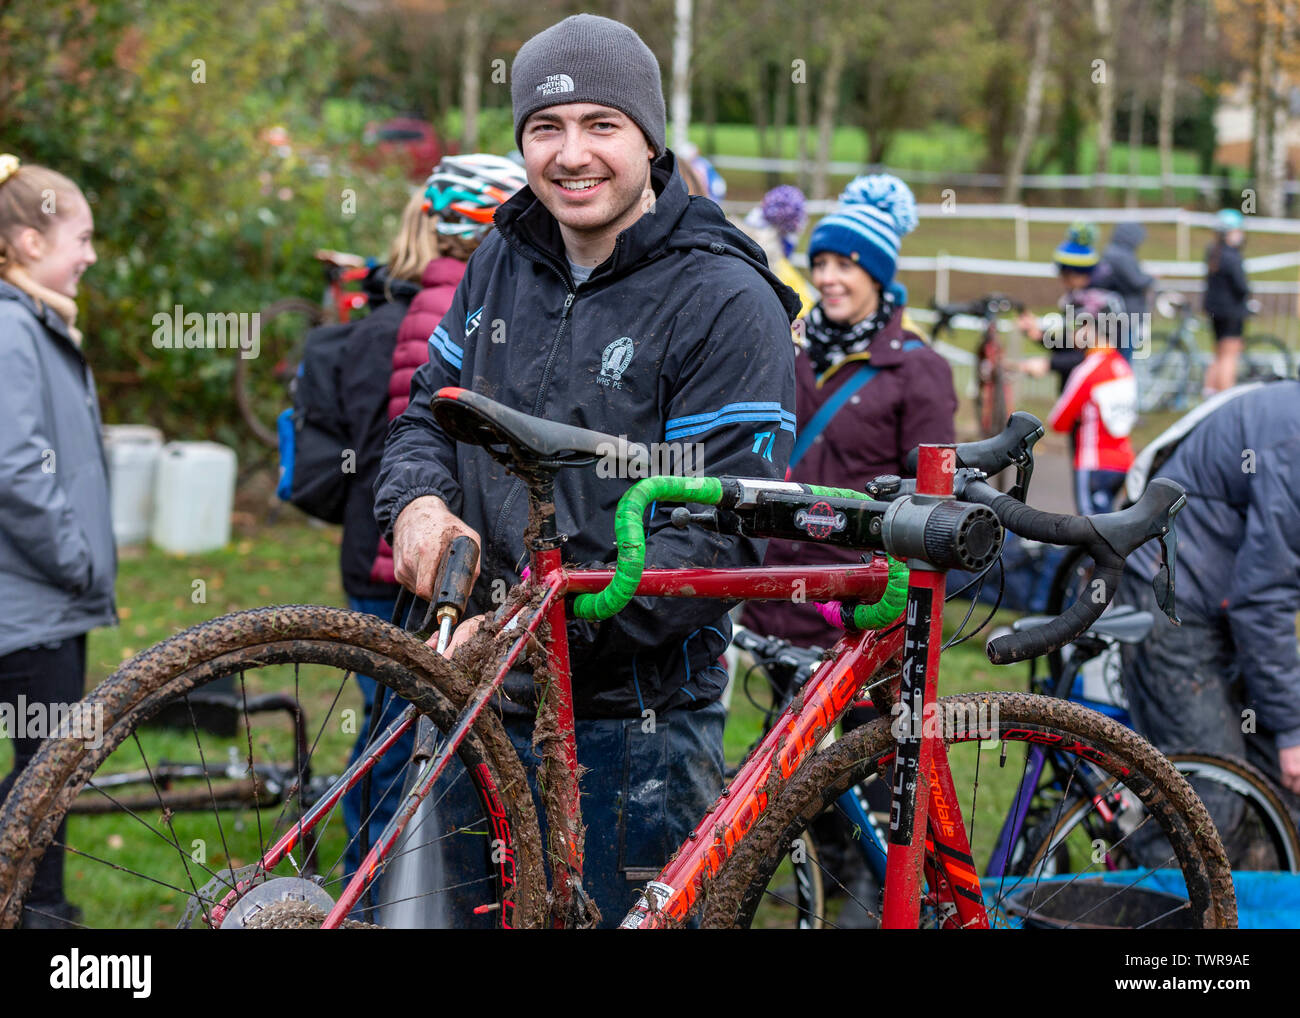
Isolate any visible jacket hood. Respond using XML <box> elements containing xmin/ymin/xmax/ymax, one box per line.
<box><xmin>1110</xmin><ymin>222</ymin><xmax>1145</xmax><ymax>250</ymax></box>
<box><xmin>493</xmin><ymin>149</ymin><xmax>801</xmax><ymax>323</ymax></box>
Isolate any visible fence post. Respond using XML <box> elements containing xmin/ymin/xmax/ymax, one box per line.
<box><xmin>1015</xmin><ymin>206</ymin><xmax>1030</xmax><ymax>261</ymax></box>
<box><xmin>936</xmin><ymin>250</ymin><xmax>950</xmax><ymax>307</ymax></box>
<box><xmin>1176</xmin><ymin>208</ymin><xmax>1190</xmax><ymax>263</ymax></box>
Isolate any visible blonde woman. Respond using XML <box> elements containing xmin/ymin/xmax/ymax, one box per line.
<box><xmin>0</xmin><ymin>155</ymin><xmax>114</xmax><ymax>928</ymax></box>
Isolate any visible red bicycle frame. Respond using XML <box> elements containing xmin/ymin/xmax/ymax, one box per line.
<box><xmin>307</xmin><ymin>444</ymin><xmax>992</xmax><ymax>928</ymax></box>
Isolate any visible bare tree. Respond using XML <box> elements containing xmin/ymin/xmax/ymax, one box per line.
<box><xmin>460</xmin><ymin>5</ymin><xmax>484</xmax><ymax>150</ymax></box>
<box><xmin>1158</xmin><ymin>0</ymin><xmax>1186</xmax><ymax>204</ymax></box>
<box><xmin>1003</xmin><ymin>0</ymin><xmax>1053</xmax><ymax>203</ymax></box>
<box><xmin>1093</xmin><ymin>0</ymin><xmax>1117</xmax><ymax>202</ymax></box>
<box><xmin>812</xmin><ymin>25</ymin><xmax>848</xmax><ymax>200</ymax></box>
<box><xmin>671</xmin><ymin>0</ymin><xmax>694</xmax><ymax>152</ymax></box>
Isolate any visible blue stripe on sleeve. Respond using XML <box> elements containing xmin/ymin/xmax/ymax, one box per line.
<box><xmin>665</xmin><ymin>401</ymin><xmax>796</xmax><ymax>441</ymax></box>
<box><xmin>429</xmin><ymin>325</ymin><xmax>463</xmax><ymax>370</ymax></box>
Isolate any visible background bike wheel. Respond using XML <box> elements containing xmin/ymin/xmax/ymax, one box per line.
<box><xmin>1240</xmin><ymin>335</ymin><xmax>1293</xmax><ymax>383</ymax></box>
<box><xmin>234</xmin><ymin>298</ymin><xmax>326</xmax><ymax>448</ymax></box>
<box><xmin>1014</xmin><ymin>753</ymin><xmax>1300</xmax><ymax>880</ymax></box>
<box><xmin>0</xmin><ymin>606</ymin><xmax>545</xmax><ymax>929</ymax></box>
<box><xmin>702</xmin><ymin>692</ymin><xmax>1236</xmax><ymax>929</ymax></box>
<box><xmin>1134</xmin><ymin>335</ymin><xmax>1193</xmax><ymax>413</ymax></box>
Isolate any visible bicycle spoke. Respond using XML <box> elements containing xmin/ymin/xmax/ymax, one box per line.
<box><xmin>182</xmin><ymin>693</ymin><xmax>237</xmax><ymax>880</ymax></box>
<box><xmin>236</xmin><ymin>671</ymin><xmax>267</xmax><ymax>856</ymax></box>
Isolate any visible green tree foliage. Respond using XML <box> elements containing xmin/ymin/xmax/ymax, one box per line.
<box><xmin>2</xmin><ymin>0</ymin><xmax>407</xmax><ymax>455</ymax></box>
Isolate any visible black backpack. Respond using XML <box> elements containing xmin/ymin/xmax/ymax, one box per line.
<box><xmin>276</xmin><ymin>321</ymin><xmax>355</xmax><ymax>523</ymax></box>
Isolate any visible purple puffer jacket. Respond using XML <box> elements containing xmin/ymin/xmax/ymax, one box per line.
<box><xmin>741</xmin><ymin>308</ymin><xmax>958</xmax><ymax>648</ymax></box>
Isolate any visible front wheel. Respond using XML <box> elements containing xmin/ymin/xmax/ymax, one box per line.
<box><xmin>701</xmin><ymin>692</ymin><xmax>1236</xmax><ymax>929</ymax></box>
<box><xmin>0</xmin><ymin>606</ymin><xmax>546</xmax><ymax>929</ymax></box>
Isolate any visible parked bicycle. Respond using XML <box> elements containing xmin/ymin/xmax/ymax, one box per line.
<box><xmin>931</xmin><ymin>293</ymin><xmax>1023</xmax><ymax>440</ymax></box>
<box><xmin>235</xmin><ymin>249</ymin><xmax>372</xmax><ymax>447</ymax></box>
<box><xmin>992</xmin><ymin>606</ymin><xmax>1300</xmax><ymax>876</ymax></box>
<box><xmin>1135</xmin><ymin>291</ymin><xmax>1293</xmax><ymax>414</ymax></box>
<box><xmin>0</xmin><ymin>399</ymin><xmax>1235</xmax><ymax>929</ymax></box>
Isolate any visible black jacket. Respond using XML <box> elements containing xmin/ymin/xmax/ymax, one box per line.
<box><xmin>1203</xmin><ymin>240</ymin><xmax>1250</xmax><ymax>319</ymax></box>
<box><xmin>339</xmin><ymin>268</ymin><xmax>418</xmax><ymax>601</ymax></box>
<box><xmin>375</xmin><ymin>151</ymin><xmax>800</xmax><ymax>717</ymax></box>
<box><xmin>1126</xmin><ymin>381</ymin><xmax>1300</xmax><ymax>746</ymax></box>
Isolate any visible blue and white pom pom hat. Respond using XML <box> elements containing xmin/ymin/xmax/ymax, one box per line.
<box><xmin>807</xmin><ymin>173</ymin><xmax>918</xmax><ymax>288</ymax></box>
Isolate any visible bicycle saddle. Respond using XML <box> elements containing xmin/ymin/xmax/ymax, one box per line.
<box><xmin>1014</xmin><ymin>605</ymin><xmax>1153</xmax><ymax>645</ymax></box>
<box><xmin>431</xmin><ymin>386</ymin><xmax>649</xmax><ymax>471</ymax></box>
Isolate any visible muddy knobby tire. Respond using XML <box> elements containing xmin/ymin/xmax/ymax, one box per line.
<box><xmin>701</xmin><ymin>692</ymin><xmax>1237</xmax><ymax>929</ymax></box>
<box><xmin>0</xmin><ymin>606</ymin><xmax>547</xmax><ymax>929</ymax></box>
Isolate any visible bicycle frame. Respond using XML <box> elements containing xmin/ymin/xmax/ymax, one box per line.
<box><xmin>305</xmin><ymin>444</ymin><xmax>995</xmax><ymax>929</ymax></box>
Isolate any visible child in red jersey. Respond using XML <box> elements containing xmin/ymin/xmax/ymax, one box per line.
<box><xmin>1047</xmin><ymin>290</ymin><xmax>1138</xmax><ymax>514</ymax></box>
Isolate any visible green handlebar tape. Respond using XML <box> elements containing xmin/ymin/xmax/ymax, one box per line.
<box><xmin>572</xmin><ymin>475</ymin><xmax>723</xmax><ymax>621</ymax></box>
<box><xmin>851</xmin><ymin>555</ymin><xmax>909</xmax><ymax>629</ymax></box>
<box><xmin>806</xmin><ymin>483</ymin><xmax>871</xmax><ymax>500</ymax></box>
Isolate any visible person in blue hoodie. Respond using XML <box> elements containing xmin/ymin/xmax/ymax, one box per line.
<box><xmin>0</xmin><ymin>157</ymin><xmax>116</xmax><ymax>928</ymax></box>
<box><xmin>375</xmin><ymin>15</ymin><xmax>799</xmax><ymax>926</ymax></box>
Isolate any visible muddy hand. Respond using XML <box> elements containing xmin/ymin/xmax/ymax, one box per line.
<box><xmin>392</xmin><ymin>495</ymin><xmax>482</xmax><ymax>601</ymax></box>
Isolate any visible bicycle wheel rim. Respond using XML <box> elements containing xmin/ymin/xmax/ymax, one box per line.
<box><xmin>0</xmin><ymin>606</ymin><xmax>545</xmax><ymax>929</ymax></box>
<box><xmin>702</xmin><ymin>692</ymin><xmax>1236</xmax><ymax>929</ymax></box>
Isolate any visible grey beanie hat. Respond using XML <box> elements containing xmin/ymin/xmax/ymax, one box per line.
<box><xmin>511</xmin><ymin>14</ymin><xmax>666</xmax><ymax>157</ymax></box>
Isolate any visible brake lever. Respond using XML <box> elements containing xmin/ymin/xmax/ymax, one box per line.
<box><xmin>1153</xmin><ymin>516</ymin><xmax>1183</xmax><ymax>626</ymax></box>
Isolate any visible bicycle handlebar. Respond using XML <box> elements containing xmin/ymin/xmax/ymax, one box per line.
<box><xmin>903</xmin><ymin>411</ymin><xmax>1044</xmax><ymax>502</ymax></box>
<box><xmin>959</xmin><ymin>476</ymin><xmax>1186</xmax><ymax>664</ymax></box>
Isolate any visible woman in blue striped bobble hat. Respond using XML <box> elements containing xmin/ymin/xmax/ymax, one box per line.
<box><xmin>742</xmin><ymin>173</ymin><xmax>957</xmax><ymax>652</ymax></box>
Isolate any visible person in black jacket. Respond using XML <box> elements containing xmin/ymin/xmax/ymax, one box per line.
<box><xmin>336</xmin><ymin>189</ymin><xmax>431</xmax><ymax>881</ymax></box>
<box><xmin>375</xmin><ymin>14</ymin><xmax>798</xmax><ymax>926</ymax></box>
<box><xmin>1093</xmin><ymin>222</ymin><xmax>1156</xmax><ymax>364</ymax></box>
<box><xmin>1116</xmin><ymin>381</ymin><xmax>1300</xmax><ymax>852</ymax></box>
<box><xmin>1203</xmin><ymin>208</ymin><xmax>1251</xmax><ymax>393</ymax></box>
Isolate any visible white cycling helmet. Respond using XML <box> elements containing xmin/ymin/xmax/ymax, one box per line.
<box><xmin>423</xmin><ymin>154</ymin><xmax>528</xmax><ymax>238</ymax></box>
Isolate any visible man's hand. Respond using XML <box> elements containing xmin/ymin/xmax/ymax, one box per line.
<box><xmin>392</xmin><ymin>495</ymin><xmax>482</xmax><ymax>600</ymax></box>
<box><xmin>443</xmin><ymin>613</ymin><xmax>489</xmax><ymax>657</ymax></box>
<box><xmin>1279</xmin><ymin>745</ymin><xmax>1300</xmax><ymax>795</ymax></box>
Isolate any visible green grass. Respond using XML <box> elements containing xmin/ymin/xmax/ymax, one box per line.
<box><xmin>2</xmin><ymin>514</ymin><xmax>365</xmax><ymax>928</ymax></box>
<box><xmin>691</xmin><ymin>122</ymin><xmax>1204</xmax><ymax>180</ymax></box>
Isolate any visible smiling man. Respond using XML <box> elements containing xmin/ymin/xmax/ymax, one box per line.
<box><xmin>374</xmin><ymin>14</ymin><xmax>799</xmax><ymax>926</ymax></box>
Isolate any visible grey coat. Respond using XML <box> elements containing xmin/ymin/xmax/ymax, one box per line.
<box><xmin>1094</xmin><ymin>223</ymin><xmax>1155</xmax><ymax>318</ymax></box>
<box><xmin>1125</xmin><ymin>380</ymin><xmax>1300</xmax><ymax>746</ymax></box>
<box><xmin>0</xmin><ymin>280</ymin><xmax>116</xmax><ymax>657</ymax></box>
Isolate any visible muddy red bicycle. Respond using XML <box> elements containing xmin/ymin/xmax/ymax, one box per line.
<box><xmin>0</xmin><ymin>393</ymin><xmax>1235</xmax><ymax>929</ymax></box>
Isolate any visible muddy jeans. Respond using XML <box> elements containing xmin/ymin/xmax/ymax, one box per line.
<box><xmin>1116</xmin><ymin>570</ymin><xmax>1300</xmax><ymax>846</ymax></box>
<box><xmin>424</xmin><ymin>696</ymin><xmax>726</xmax><ymax>928</ymax></box>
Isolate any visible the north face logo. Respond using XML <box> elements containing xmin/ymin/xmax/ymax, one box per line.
<box><xmin>536</xmin><ymin>74</ymin><xmax>575</xmax><ymax>96</ymax></box>
<box><xmin>598</xmin><ymin>336</ymin><xmax>635</xmax><ymax>389</ymax></box>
